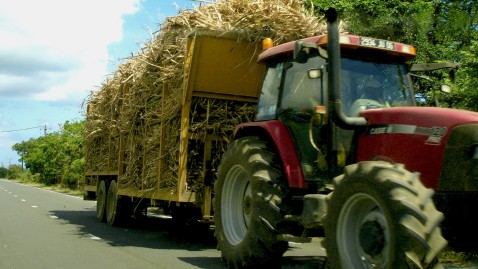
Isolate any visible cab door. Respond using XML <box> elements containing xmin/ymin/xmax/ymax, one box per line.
<box><xmin>277</xmin><ymin>56</ymin><xmax>327</xmax><ymax>182</ymax></box>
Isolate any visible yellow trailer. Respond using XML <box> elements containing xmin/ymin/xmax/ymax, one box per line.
<box><xmin>84</xmin><ymin>30</ymin><xmax>265</xmax><ymax>225</ymax></box>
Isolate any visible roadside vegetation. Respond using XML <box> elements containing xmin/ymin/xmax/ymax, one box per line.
<box><xmin>309</xmin><ymin>0</ymin><xmax>478</xmax><ymax>110</ymax></box>
<box><xmin>6</xmin><ymin>120</ymin><xmax>84</xmax><ymax>196</ymax></box>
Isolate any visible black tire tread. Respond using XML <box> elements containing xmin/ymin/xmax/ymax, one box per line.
<box><xmin>215</xmin><ymin>137</ymin><xmax>289</xmax><ymax>268</ymax></box>
<box><xmin>324</xmin><ymin>161</ymin><xmax>446</xmax><ymax>269</ymax></box>
<box><xmin>96</xmin><ymin>180</ymin><xmax>107</xmax><ymax>222</ymax></box>
<box><xmin>106</xmin><ymin>180</ymin><xmax>122</xmax><ymax>226</ymax></box>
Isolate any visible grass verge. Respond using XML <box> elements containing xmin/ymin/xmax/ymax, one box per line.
<box><xmin>8</xmin><ymin>178</ymin><xmax>83</xmax><ymax>197</ymax></box>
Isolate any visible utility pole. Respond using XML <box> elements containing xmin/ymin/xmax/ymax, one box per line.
<box><xmin>43</xmin><ymin>124</ymin><xmax>47</xmax><ymax>135</ymax></box>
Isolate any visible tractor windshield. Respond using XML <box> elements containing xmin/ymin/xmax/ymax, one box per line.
<box><xmin>340</xmin><ymin>58</ymin><xmax>415</xmax><ymax>116</ymax></box>
<box><xmin>256</xmin><ymin>56</ymin><xmax>414</xmax><ymax>120</ymax></box>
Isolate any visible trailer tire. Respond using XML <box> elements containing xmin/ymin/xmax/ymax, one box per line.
<box><xmin>106</xmin><ymin>180</ymin><xmax>121</xmax><ymax>226</ymax></box>
<box><xmin>96</xmin><ymin>180</ymin><xmax>107</xmax><ymax>222</ymax></box>
<box><xmin>324</xmin><ymin>161</ymin><xmax>447</xmax><ymax>269</ymax></box>
<box><xmin>215</xmin><ymin>136</ymin><xmax>288</xmax><ymax>268</ymax></box>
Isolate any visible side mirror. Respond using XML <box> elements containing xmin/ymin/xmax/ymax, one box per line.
<box><xmin>441</xmin><ymin>84</ymin><xmax>452</xmax><ymax>93</ymax></box>
<box><xmin>294</xmin><ymin>41</ymin><xmax>319</xmax><ymax>63</ymax></box>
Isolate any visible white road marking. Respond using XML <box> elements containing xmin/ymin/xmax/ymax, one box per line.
<box><xmin>49</xmin><ymin>215</ymin><xmax>59</xmax><ymax>219</ymax></box>
<box><xmin>87</xmin><ymin>234</ymin><xmax>101</xmax><ymax>240</ymax></box>
<box><xmin>31</xmin><ymin>205</ymin><xmax>38</xmax><ymax>208</ymax></box>
<box><xmin>20</xmin><ymin>199</ymin><xmax>26</xmax><ymax>202</ymax></box>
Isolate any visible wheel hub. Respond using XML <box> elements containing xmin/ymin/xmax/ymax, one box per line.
<box><xmin>336</xmin><ymin>193</ymin><xmax>390</xmax><ymax>268</ymax></box>
<box><xmin>243</xmin><ymin>195</ymin><xmax>252</xmax><ymax>215</ymax></box>
<box><xmin>359</xmin><ymin>220</ymin><xmax>385</xmax><ymax>256</ymax></box>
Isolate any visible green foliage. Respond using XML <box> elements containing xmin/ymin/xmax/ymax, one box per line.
<box><xmin>308</xmin><ymin>0</ymin><xmax>433</xmax><ymax>45</ymax></box>
<box><xmin>6</xmin><ymin>164</ymin><xmax>24</xmax><ymax>180</ymax></box>
<box><xmin>447</xmin><ymin>38</ymin><xmax>478</xmax><ymax>110</ymax></box>
<box><xmin>306</xmin><ymin>0</ymin><xmax>478</xmax><ymax>110</ymax></box>
<box><xmin>0</xmin><ymin>166</ymin><xmax>7</xmax><ymax>178</ymax></box>
<box><xmin>12</xmin><ymin>120</ymin><xmax>85</xmax><ymax>188</ymax></box>
<box><xmin>62</xmin><ymin>158</ymin><xmax>85</xmax><ymax>189</ymax></box>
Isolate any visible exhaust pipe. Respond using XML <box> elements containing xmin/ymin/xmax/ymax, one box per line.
<box><xmin>325</xmin><ymin>8</ymin><xmax>367</xmax><ymax>129</ymax></box>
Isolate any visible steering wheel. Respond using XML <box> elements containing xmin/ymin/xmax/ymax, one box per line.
<box><xmin>349</xmin><ymin>99</ymin><xmax>385</xmax><ymax>116</ymax></box>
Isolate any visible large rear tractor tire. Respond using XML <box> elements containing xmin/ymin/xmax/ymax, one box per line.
<box><xmin>214</xmin><ymin>137</ymin><xmax>289</xmax><ymax>268</ymax></box>
<box><xmin>324</xmin><ymin>161</ymin><xmax>447</xmax><ymax>269</ymax></box>
<box><xmin>96</xmin><ymin>180</ymin><xmax>107</xmax><ymax>222</ymax></box>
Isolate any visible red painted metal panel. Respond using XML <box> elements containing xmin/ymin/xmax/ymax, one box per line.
<box><xmin>357</xmin><ymin>107</ymin><xmax>478</xmax><ymax>189</ymax></box>
<box><xmin>235</xmin><ymin>120</ymin><xmax>306</xmax><ymax>189</ymax></box>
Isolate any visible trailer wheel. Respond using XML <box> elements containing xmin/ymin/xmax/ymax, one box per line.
<box><xmin>106</xmin><ymin>180</ymin><xmax>121</xmax><ymax>226</ymax></box>
<box><xmin>324</xmin><ymin>161</ymin><xmax>447</xmax><ymax>269</ymax></box>
<box><xmin>96</xmin><ymin>180</ymin><xmax>107</xmax><ymax>222</ymax></box>
<box><xmin>215</xmin><ymin>136</ymin><xmax>288</xmax><ymax>268</ymax></box>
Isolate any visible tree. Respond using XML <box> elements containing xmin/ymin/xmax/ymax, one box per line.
<box><xmin>12</xmin><ymin>120</ymin><xmax>85</xmax><ymax>188</ymax></box>
<box><xmin>0</xmin><ymin>166</ymin><xmax>7</xmax><ymax>178</ymax></box>
<box><xmin>431</xmin><ymin>1</ymin><xmax>478</xmax><ymax>110</ymax></box>
<box><xmin>306</xmin><ymin>0</ymin><xmax>432</xmax><ymax>45</ymax></box>
<box><xmin>306</xmin><ymin>0</ymin><xmax>478</xmax><ymax>110</ymax></box>
<box><xmin>6</xmin><ymin>164</ymin><xmax>23</xmax><ymax>180</ymax></box>
<box><xmin>451</xmin><ymin>40</ymin><xmax>478</xmax><ymax>111</ymax></box>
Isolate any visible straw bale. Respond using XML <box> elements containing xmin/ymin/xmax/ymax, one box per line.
<box><xmin>85</xmin><ymin>0</ymin><xmax>327</xmax><ymax>193</ymax></box>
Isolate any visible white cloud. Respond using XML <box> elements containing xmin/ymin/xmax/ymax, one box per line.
<box><xmin>0</xmin><ymin>0</ymin><xmax>139</xmax><ymax>101</ymax></box>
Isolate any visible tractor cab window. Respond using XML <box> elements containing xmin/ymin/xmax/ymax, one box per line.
<box><xmin>256</xmin><ymin>56</ymin><xmax>326</xmax><ymax>121</ymax></box>
<box><xmin>256</xmin><ymin>62</ymin><xmax>283</xmax><ymax>121</ymax></box>
<box><xmin>280</xmin><ymin>56</ymin><xmax>326</xmax><ymax>113</ymax></box>
<box><xmin>340</xmin><ymin>58</ymin><xmax>414</xmax><ymax>116</ymax></box>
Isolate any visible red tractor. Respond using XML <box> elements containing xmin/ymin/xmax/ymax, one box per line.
<box><xmin>214</xmin><ymin>9</ymin><xmax>477</xmax><ymax>269</ymax></box>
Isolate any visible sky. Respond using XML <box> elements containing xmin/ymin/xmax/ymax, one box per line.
<box><xmin>0</xmin><ymin>0</ymin><xmax>198</xmax><ymax>167</ymax></box>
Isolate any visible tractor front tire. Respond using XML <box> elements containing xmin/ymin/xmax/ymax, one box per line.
<box><xmin>214</xmin><ymin>137</ymin><xmax>288</xmax><ymax>268</ymax></box>
<box><xmin>324</xmin><ymin>161</ymin><xmax>447</xmax><ymax>269</ymax></box>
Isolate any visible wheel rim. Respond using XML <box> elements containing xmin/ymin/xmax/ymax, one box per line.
<box><xmin>221</xmin><ymin>164</ymin><xmax>251</xmax><ymax>246</ymax></box>
<box><xmin>337</xmin><ymin>193</ymin><xmax>390</xmax><ymax>268</ymax></box>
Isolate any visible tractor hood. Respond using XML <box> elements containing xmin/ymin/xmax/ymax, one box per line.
<box><xmin>360</xmin><ymin>106</ymin><xmax>478</xmax><ymax>130</ymax></box>
<box><xmin>356</xmin><ymin>106</ymin><xmax>478</xmax><ymax>189</ymax></box>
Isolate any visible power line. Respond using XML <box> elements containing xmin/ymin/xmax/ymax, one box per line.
<box><xmin>0</xmin><ymin>126</ymin><xmax>45</xmax><ymax>133</ymax></box>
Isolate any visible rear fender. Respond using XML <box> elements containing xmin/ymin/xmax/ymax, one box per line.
<box><xmin>234</xmin><ymin>120</ymin><xmax>306</xmax><ymax>189</ymax></box>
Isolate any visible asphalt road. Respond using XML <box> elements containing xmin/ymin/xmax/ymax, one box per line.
<box><xmin>3</xmin><ymin>179</ymin><xmax>477</xmax><ymax>269</ymax></box>
<box><xmin>0</xmin><ymin>179</ymin><xmax>326</xmax><ymax>269</ymax></box>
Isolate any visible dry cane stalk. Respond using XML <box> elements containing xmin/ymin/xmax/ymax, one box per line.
<box><xmin>84</xmin><ymin>0</ymin><xmax>328</xmax><ymax>191</ymax></box>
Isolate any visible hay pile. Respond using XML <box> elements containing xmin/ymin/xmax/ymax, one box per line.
<box><xmin>84</xmin><ymin>0</ymin><xmax>326</xmax><ymax>193</ymax></box>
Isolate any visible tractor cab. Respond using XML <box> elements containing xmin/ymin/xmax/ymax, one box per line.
<box><xmin>255</xmin><ymin>34</ymin><xmax>418</xmax><ymax>182</ymax></box>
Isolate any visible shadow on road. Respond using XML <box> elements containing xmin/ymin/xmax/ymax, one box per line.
<box><xmin>49</xmin><ymin>207</ymin><xmax>327</xmax><ymax>269</ymax></box>
<box><xmin>50</xmin><ymin>207</ymin><xmax>217</xmax><ymax>250</ymax></box>
<box><xmin>177</xmin><ymin>256</ymin><xmax>327</xmax><ymax>269</ymax></box>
